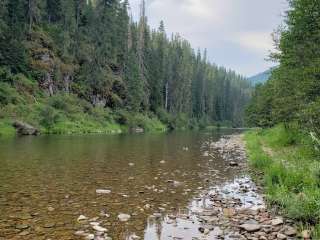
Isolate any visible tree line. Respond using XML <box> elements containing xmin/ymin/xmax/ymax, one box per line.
<box><xmin>0</xmin><ymin>0</ymin><xmax>252</xmax><ymax>128</ymax></box>
<box><xmin>246</xmin><ymin>0</ymin><xmax>320</xmax><ymax>139</ymax></box>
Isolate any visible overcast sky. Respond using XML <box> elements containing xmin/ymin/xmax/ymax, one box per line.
<box><xmin>129</xmin><ymin>0</ymin><xmax>288</xmax><ymax>77</ymax></box>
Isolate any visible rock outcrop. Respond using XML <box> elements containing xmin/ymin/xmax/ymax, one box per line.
<box><xmin>12</xmin><ymin>121</ymin><xmax>40</xmax><ymax>136</ymax></box>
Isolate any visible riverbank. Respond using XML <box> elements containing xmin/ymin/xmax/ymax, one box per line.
<box><xmin>203</xmin><ymin>134</ymin><xmax>298</xmax><ymax>240</ymax></box>
<box><xmin>245</xmin><ymin>125</ymin><xmax>320</xmax><ymax>238</ymax></box>
<box><xmin>0</xmin><ymin>94</ymin><xmax>169</xmax><ymax>137</ymax></box>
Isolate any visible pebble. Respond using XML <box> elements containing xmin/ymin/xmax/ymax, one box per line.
<box><xmin>77</xmin><ymin>215</ymin><xmax>88</xmax><ymax>221</ymax></box>
<box><xmin>239</xmin><ymin>224</ymin><xmax>261</xmax><ymax>232</ymax></box>
<box><xmin>96</xmin><ymin>189</ymin><xmax>111</xmax><ymax>194</ymax></box>
<box><xmin>277</xmin><ymin>233</ymin><xmax>287</xmax><ymax>240</ymax></box>
<box><xmin>118</xmin><ymin>213</ymin><xmax>131</xmax><ymax>222</ymax></box>
<box><xmin>92</xmin><ymin>225</ymin><xmax>107</xmax><ymax>232</ymax></box>
<box><xmin>271</xmin><ymin>218</ymin><xmax>283</xmax><ymax>226</ymax></box>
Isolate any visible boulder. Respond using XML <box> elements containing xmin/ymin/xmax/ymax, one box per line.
<box><xmin>131</xmin><ymin>127</ymin><xmax>144</xmax><ymax>133</ymax></box>
<box><xmin>13</xmin><ymin>121</ymin><xmax>39</xmax><ymax>136</ymax></box>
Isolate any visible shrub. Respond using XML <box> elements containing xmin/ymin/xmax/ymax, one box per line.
<box><xmin>39</xmin><ymin>106</ymin><xmax>60</xmax><ymax>129</ymax></box>
<box><xmin>0</xmin><ymin>82</ymin><xmax>23</xmax><ymax>105</ymax></box>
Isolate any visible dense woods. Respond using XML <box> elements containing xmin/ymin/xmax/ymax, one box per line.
<box><xmin>0</xmin><ymin>0</ymin><xmax>251</xmax><ymax>134</ymax></box>
<box><xmin>246</xmin><ymin>0</ymin><xmax>320</xmax><ymax>141</ymax></box>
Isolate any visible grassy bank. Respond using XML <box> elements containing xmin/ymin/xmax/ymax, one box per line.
<box><xmin>0</xmin><ymin>92</ymin><xmax>168</xmax><ymax>137</ymax></box>
<box><xmin>245</xmin><ymin>125</ymin><xmax>320</xmax><ymax>237</ymax></box>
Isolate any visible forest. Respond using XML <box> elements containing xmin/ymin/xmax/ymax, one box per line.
<box><xmin>245</xmin><ymin>0</ymin><xmax>320</xmax><ymax>237</ymax></box>
<box><xmin>0</xmin><ymin>0</ymin><xmax>251</xmax><ymax>135</ymax></box>
<box><xmin>246</xmin><ymin>0</ymin><xmax>320</xmax><ymax>140</ymax></box>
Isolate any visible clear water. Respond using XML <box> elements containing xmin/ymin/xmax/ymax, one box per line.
<box><xmin>0</xmin><ymin>130</ymin><xmax>245</xmax><ymax>240</ymax></box>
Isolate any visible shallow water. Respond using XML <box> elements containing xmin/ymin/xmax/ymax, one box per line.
<box><xmin>0</xmin><ymin>130</ymin><xmax>248</xmax><ymax>240</ymax></box>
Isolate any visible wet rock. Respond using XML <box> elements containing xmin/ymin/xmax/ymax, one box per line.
<box><xmin>229</xmin><ymin>161</ymin><xmax>239</xmax><ymax>167</ymax></box>
<box><xmin>47</xmin><ymin>206</ymin><xmax>55</xmax><ymax>212</ymax></box>
<box><xmin>239</xmin><ymin>224</ymin><xmax>261</xmax><ymax>232</ymax></box>
<box><xmin>77</xmin><ymin>215</ymin><xmax>88</xmax><ymax>221</ymax></box>
<box><xmin>130</xmin><ymin>234</ymin><xmax>141</xmax><ymax>239</ymax></box>
<box><xmin>44</xmin><ymin>222</ymin><xmax>55</xmax><ymax>228</ymax></box>
<box><xmin>92</xmin><ymin>225</ymin><xmax>107</xmax><ymax>232</ymax></box>
<box><xmin>19</xmin><ymin>230</ymin><xmax>30</xmax><ymax>236</ymax></box>
<box><xmin>74</xmin><ymin>230</ymin><xmax>86</xmax><ymax>236</ymax></box>
<box><xmin>118</xmin><ymin>213</ymin><xmax>131</xmax><ymax>222</ymax></box>
<box><xmin>16</xmin><ymin>224</ymin><xmax>29</xmax><ymax>230</ymax></box>
<box><xmin>14</xmin><ymin>213</ymin><xmax>33</xmax><ymax>220</ymax></box>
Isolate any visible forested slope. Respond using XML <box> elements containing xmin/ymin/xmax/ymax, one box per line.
<box><xmin>0</xmin><ymin>0</ymin><xmax>251</xmax><ymax>136</ymax></box>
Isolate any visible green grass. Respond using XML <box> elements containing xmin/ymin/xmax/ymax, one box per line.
<box><xmin>245</xmin><ymin>124</ymin><xmax>320</xmax><ymax>237</ymax></box>
<box><xmin>0</xmin><ymin>93</ymin><xmax>169</xmax><ymax>137</ymax></box>
<box><xmin>0</xmin><ymin>120</ymin><xmax>16</xmax><ymax>138</ymax></box>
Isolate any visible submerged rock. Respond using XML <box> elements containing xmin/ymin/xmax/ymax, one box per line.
<box><xmin>77</xmin><ymin>215</ymin><xmax>88</xmax><ymax>222</ymax></box>
<box><xmin>92</xmin><ymin>225</ymin><xmax>107</xmax><ymax>232</ymax></box>
<box><xmin>96</xmin><ymin>189</ymin><xmax>111</xmax><ymax>194</ymax></box>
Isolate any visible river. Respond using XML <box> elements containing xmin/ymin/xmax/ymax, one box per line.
<box><xmin>0</xmin><ymin>130</ymin><xmax>269</xmax><ymax>240</ymax></box>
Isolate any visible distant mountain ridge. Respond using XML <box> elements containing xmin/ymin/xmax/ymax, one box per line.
<box><xmin>248</xmin><ymin>68</ymin><xmax>274</xmax><ymax>85</ymax></box>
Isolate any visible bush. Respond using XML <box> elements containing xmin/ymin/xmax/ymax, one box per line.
<box><xmin>0</xmin><ymin>82</ymin><xmax>23</xmax><ymax>105</ymax></box>
<box><xmin>40</xmin><ymin>106</ymin><xmax>60</xmax><ymax>129</ymax></box>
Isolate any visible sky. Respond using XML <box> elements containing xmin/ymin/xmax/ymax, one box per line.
<box><xmin>128</xmin><ymin>0</ymin><xmax>289</xmax><ymax>77</ymax></box>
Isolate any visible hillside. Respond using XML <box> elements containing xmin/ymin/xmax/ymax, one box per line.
<box><xmin>248</xmin><ymin>68</ymin><xmax>273</xmax><ymax>85</ymax></box>
<box><xmin>0</xmin><ymin>0</ymin><xmax>252</xmax><ymax>137</ymax></box>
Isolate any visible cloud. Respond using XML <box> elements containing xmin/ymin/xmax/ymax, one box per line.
<box><xmin>235</xmin><ymin>31</ymin><xmax>274</xmax><ymax>55</ymax></box>
<box><xmin>129</xmin><ymin>0</ymin><xmax>287</xmax><ymax>76</ymax></box>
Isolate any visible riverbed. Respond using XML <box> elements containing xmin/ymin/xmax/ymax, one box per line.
<box><xmin>0</xmin><ymin>130</ymin><xmax>296</xmax><ymax>240</ymax></box>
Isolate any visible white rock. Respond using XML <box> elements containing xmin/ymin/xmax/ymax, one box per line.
<box><xmin>129</xmin><ymin>163</ymin><xmax>135</xmax><ymax>166</ymax></box>
<box><xmin>118</xmin><ymin>213</ymin><xmax>131</xmax><ymax>222</ymax></box>
<box><xmin>96</xmin><ymin>189</ymin><xmax>111</xmax><ymax>194</ymax></box>
<box><xmin>160</xmin><ymin>160</ymin><xmax>166</xmax><ymax>164</ymax></box>
<box><xmin>74</xmin><ymin>230</ymin><xmax>86</xmax><ymax>236</ymax></box>
<box><xmin>130</xmin><ymin>234</ymin><xmax>141</xmax><ymax>240</ymax></box>
<box><xmin>85</xmin><ymin>234</ymin><xmax>95</xmax><ymax>240</ymax></box>
<box><xmin>92</xmin><ymin>225</ymin><xmax>107</xmax><ymax>232</ymax></box>
<box><xmin>77</xmin><ymin>215</ymin><xmax>88</xmax><ymax>222</ymax></box>
<box><xmin>90</xmin><ymin>222</ymin><xmax>100</xmax><ymax>226</ymax></box>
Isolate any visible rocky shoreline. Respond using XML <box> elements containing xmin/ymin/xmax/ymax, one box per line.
<box><xmin>196</xmin><ymin>134</ymin><xmax>300</xmax><ymax>240</ymax></box>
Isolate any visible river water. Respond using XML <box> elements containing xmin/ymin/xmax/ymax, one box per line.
<box><xmin>0</xmin><ymin>130</ymin><xmax>254</xmax><ymax>240</ymax></box>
